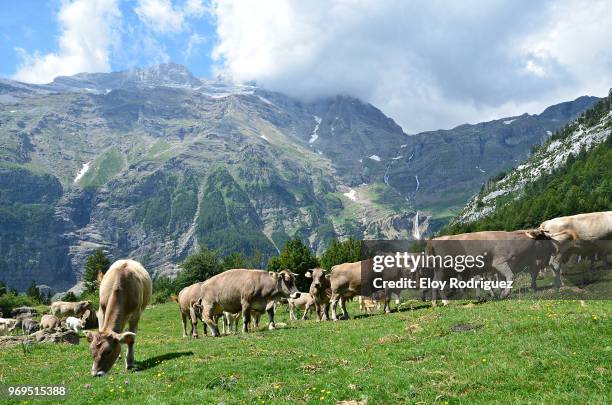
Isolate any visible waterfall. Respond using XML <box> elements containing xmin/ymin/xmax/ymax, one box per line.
<box><xmin>412</xmin><ymin>210</ymin><xmax>421</xmax><ymax>240</ymax></box>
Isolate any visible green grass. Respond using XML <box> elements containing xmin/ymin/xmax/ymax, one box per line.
<box><xmin>0</xmin><ymin>300</ymin><xmax>610</xmax><ymax>404</ymax></box>
<box><xmin>79</xmin><ymin>149</ymin><xmax>125</xmax><ymax>187</ymax></box>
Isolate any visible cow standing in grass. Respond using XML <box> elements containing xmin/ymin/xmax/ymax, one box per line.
<box><xmin>195</xmin><ymin>269</ymin><xmax>300</xmax><ymax>336</ymax></box>
<box><xmin>305</xmin><ymin>268</ymin><xmax>331</xmax><ymax>321</ymax></box>
<box><xmin>528</xmin><ymin>211</ymin><xmax>612</xmax><ymax>288</ymax></box>
<box><xmin>86</xmin><ymin>259</ymin><xmax>152</xmax><ymax>377</ymax></box>
<box><xmin>174</xmin><ymin>282</ymin><xmax>206</xmax><ymax>338</ymax></box>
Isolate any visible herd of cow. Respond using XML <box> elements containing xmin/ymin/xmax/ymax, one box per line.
<box><xmin>0</xmin><ymin>211</ymin><xmax>609</xmax><ymax>377</ymax></box>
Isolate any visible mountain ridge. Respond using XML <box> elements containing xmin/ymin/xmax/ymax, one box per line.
<box><xmin>0</xmin><ymin>63</ymin><xmax>601</xmax><ymax>292</ymax></box>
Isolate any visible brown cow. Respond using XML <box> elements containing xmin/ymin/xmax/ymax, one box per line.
<box><xmin>86</xmin><ymin>259</ymin><xmax>152</xmax><ymax>377</ymax></box>
<box><xmin>40</xmin><ymin>314</ymin><xmax>61</xmax><ymax>330</ymax></box>
<box><xmin>195</xmin><ymin>269</ymin><xmax>300</xmax><ymax>336</ymax></box>
<box><xmin>175</xmin><ymin>282</ymin><xmax>205</xmax><ymax>338</ymax></box>
<box><xmin>305</xmin><ymin>268</ymin><xmax>331</xmax><ymax>321</ymax></box>
<box><xmin>50</xmin><ymin>300</ymin><xmax>92</xmax><ymax>320</ymax></box>
<box><xmin>428</xmin><ymin>230</ymin><xmax>554</xmax><ymax>305</ymax></box>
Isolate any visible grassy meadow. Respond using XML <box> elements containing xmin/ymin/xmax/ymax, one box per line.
<box><xmin>0</xmin><ymin>299</ymin><xmax>610</xmax><ymax>404</ymax></box>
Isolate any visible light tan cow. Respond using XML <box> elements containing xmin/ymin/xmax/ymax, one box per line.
<box><xmin>50</xmin><ymin>300</ymin><xmax>93</xmax><ymax>320</ymax></box>
<box><xmin>195</xmin><ymin>269</ymin><xmax>300</xmax><ymax>335</ymax></box>
<box><xmin>0</xmin><ymin>318</ymin><xmax>18</xmax><ymax>335</ymax></box>
<box><xmin>287</xmin><ymin>292</ymin><xmax>314</xmax><ymax>320</ymax></box>
<box><xmin>174</xmin><ymin>282</ymin><xmax>205</xmax><ymax>338</ymax></box>
<box><xmin>528</xmin><ymin>212</ymin><xmax>612</xmax><ymax>288</ymax></box>
<box><xmin>86</xmin><ymin>259</ymin><xmax>152</xmax><ymax>377</ymax></box>
<box><xmin>329</xmin><ymin>261</ymin><xmax>363</xmax><ymax>321</ymax></box>
<box><xmin>305</xmin><ymin>268</ymin><xmax>331</xmax><ymax>321</ymax></box>
<box><xmin>40</xmin><ymin>314</ymin><xmax>61</xmax><ymax>330</ymax></box>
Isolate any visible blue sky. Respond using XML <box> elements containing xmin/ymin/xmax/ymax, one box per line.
<box><xmin>1</xmin><ymin>0</ymin><xmax>217</xmax><ymax>80</ymax></box>
<box><xmin>1</xmin><ymin>0</ymin><xmax>610</xmax><ymax>133</ymax></box>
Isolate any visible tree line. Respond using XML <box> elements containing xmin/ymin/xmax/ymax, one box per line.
<box><xmin>1</xmin><ymin>237</ymin><xmax>362</xmax><ymax>313</ymax></box>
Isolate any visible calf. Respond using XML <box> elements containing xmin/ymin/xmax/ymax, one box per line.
<box><xmin>86</xmin><ymin>259</ymin><xmax>152</xmax><ymax>376</ymax></box>
<box><xmin>196</xmin><ymin>269</ymin><xmax>300</xmax><ymax>335</ymax></box>
<box><xmin>222</xmin><ymin>312</ymin><xmax>240</xmax><ymax>334</ymax></box>
<box><xmin>305</xmin><ymin>268</ymin><xmax>331</xmax><ymax>321</ymax></box>
<box><xmin>41</xmin><ymin>314</ymin><xmax>61</xmax><ymax>330</ymax></box>
<box><xmin>287</xmin><ymin>293</ymin><xmax>314</xmax><ymax>320</ymax></box>
<box><xmin>65</xmin><ymin>316</ymin><xmax>85</xmax><ymax>333</ymax></box>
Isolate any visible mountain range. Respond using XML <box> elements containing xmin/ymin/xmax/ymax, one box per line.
<box><xmin>0</xmin><ymin>63</ymin><xmax>600</xmax><ymax>292</ymax></box>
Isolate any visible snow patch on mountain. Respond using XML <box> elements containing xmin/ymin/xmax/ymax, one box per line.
<box><xmin>343</xmin><ymin>189</ymin><xmax>357</xmax><ymax>201</ymax></box>
<box><xmin>454</xmin><ymin>106</ymin><xmax>611</xmax><ymax>224</ymax></box>
<box><xmin>74</xmin><ymin>162</ymin><xmax>91</xmax><ymax>183</ymax></box>
<box><xmin>369</xmin><ymin>155</ymin><xmax>381</xmax><ymax>162</ymax></box>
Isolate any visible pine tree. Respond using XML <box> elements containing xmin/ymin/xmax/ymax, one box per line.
<box><xmin>84</xmin><ymin>249</ymin><xmax>111</xmax><ymax>293</ymax></box>
<box><xmin>267</xmin><ymin>238</ymin><xmax>319</xmax><ymax>291</ymax></box>
<box><xmin>26</xmin><ymin>280</ymin><xmax>41</xmax><ymax>302</ymax></box>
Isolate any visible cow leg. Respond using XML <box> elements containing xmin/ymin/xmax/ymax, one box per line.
<box><xmin>97</xmin><ymin>307</ymin><xmax>105</xmax><ymax>330</ymax></box>
<box><xmin>202</xmin><ymin>305</ymin><xmax>220</xmax><ymax>337</ymax></box>
<box><xmin>383</xmin><ymin>296</ymin><xmax>391</xmax><ymax>314</ymax></box>
<box><xmin>189</xmin><ymin>307</ymin><xmax>199</xmax><ymax>338</ymax></box>
<box><xmin>530</xmin><ymin>268</ymin><xmax>538</xmax><ymax>292</ymax></box>
<box><xmin>330</xmin><ymin>293</ymin><xmax>340</xmax><ymax>321</ymax></box>
<box><xmin>125</xmin><ymin>316</ymin><xmax>140</xmax><ymax>370</ymax></box>
<box><xmin>322</xmin><ymin>302</ymin><xmax>330</xmax><ymax>321</ymax></box>
<box><xmin>289</xmin><ymin>303</ymin><xmax>297</xmax><ymax>321</ymax></box>
<box><xmin>241</xmin><ymin>304</ymin><xmax>251</xmax><ymax>333</ymax></box>
<box><xmin>180</xmin><ymin>312</ymin><xmax>188</xmax><ymax>337</ymax></box>
<box><xmin>267</xmin><ymin>305</ymin><xmax>276</xmax><ymax>330</ymax></box>
<box><xmin>495</xmin><ymin>261</ymin><xmax>514</xmax><ymax>299</ymax></box>
<box><xmin>314</xmin><ymin>302</ymin><xmax>322</xmax><ymax>321</ymax></box>
<box><xmin>340</xmin><ymin>297</ymin><xmax>349</xmax><ymax>320</ymax></box>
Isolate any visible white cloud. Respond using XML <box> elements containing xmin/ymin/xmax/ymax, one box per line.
<box><xmin>185</xmin><ymin>32</ymin><xmax>206</xmax><ymax>58</ymax></box>
<box><xmin>13</xmin><ymin>0</ymin><xmax>121</xmax><ymax>84</ymax></box>
<box><xmin>135</xmin><ymin>0</ymin><xmax>205</xmax><ymax>34</ymax></box>
<box><xmin>211</xmin><ymin>0</ymin><xmax>612</xmax><ymax>133</ymax></box>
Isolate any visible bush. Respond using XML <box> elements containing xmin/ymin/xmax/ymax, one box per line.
<box><xmin>0</xmin><ymin>293</ymin><xmax>38</xmax><ymax>317</ymax></box>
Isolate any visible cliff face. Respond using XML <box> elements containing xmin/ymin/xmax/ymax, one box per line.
<box><xmin>0</xmin><ymin>64</ymin><xmax>599</xmax><ymax>291</ymax></box>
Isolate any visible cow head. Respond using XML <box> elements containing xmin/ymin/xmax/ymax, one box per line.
<box><xmin>80</xmin><ymin>301</ymin><xmax>93</xmax><ymax>311</ymax></box>
<box><xmin>86</xmin><ymin>331</ymin><xmax>135</xmax><ymax>377</ymax></box>
<box><xmin>270</xmin><ymin>270</ymin><xmax>300</xmax><ymax>299</ymax></box>
<box><xmin>525</xmin><ymin>229</ymin><xmax>551</xmax><ymax>240</ymax></box>
<box><xmin>305</xmin><ymin>268</ymin><xmax>330</xmax><ymax>291</ymax></box>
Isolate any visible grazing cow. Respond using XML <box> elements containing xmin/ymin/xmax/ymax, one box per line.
<box><xmin>528</xmin><ymin>211</ymin><xmax>612</xmax><ymax>288</ymax></box>
<box><xmin>174</xmin><ymin>282</ymin><xmax>206</xmax><ymax>338</ymax></box>
<box><xmin>65</xmin><ymin>316</ymin><xmax>85</xmax><ymax>333</ymax></box>
<box><xmin>21</xmin><ymin>319</ymin><xmax>40</xmax><ymax>334</ymax></box>
<box><xmin>0</xmin><ymin>318</ymin><xmax>18</xmax><ymax>335</ymax></box>
<box><xmin>86</xmin><ymin>259</ymin><xmax>152</xmax><ymax>377</ymax></box>
<box><xmin>329</xmin><ymin>261</ymin><xmax>363</xmax><ymax>321</ymax></box>
<box><xmin>305</xmin><ymin>268</ymin><xmax>331</xmax><ymax>321</ymax></box>
<box><xmin>50</xmin><ymin>300</ymin><xmax>93</xmax><ymax>320</ymax></box>
<box><xmin>287</xmin><ymin>293</ymin><xmax>314</xmax><ymax>320</ymax></box>
<box><xmin>195</xmin><ymin>269</ymin><xmax>300</xmax><ymax>336</ymax></box>
<box><xmin>428</xmin><ymin>230</ymin><xmax>554</xmax><ymax>305</ymax></box>
<box><xmin>41</xmin><ymin>314</ymin><xmax>61</xmax><ymax>330</ymax></box>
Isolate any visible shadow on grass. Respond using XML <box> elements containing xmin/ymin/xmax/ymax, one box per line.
<box><xmin>135</xmin><ymin>351</ymin><xmax>194</xmax><ymax>371</ymax></box>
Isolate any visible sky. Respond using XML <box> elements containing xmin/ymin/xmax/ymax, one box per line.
<box><xmin>1</xmin><ymin>0</ymin><xmax>611</xmax><ymax>133</ymax></box>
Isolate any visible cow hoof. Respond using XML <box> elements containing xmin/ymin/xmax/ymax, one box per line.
<box><xmin>126</xmin><ymin>364</ymin><xmax>135</xmax><ymax>370</ymax></box>
<box><xmin>268</xmin><ymin>323</ymin><xmax>276</xmax><ymax>330</ymax></box>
